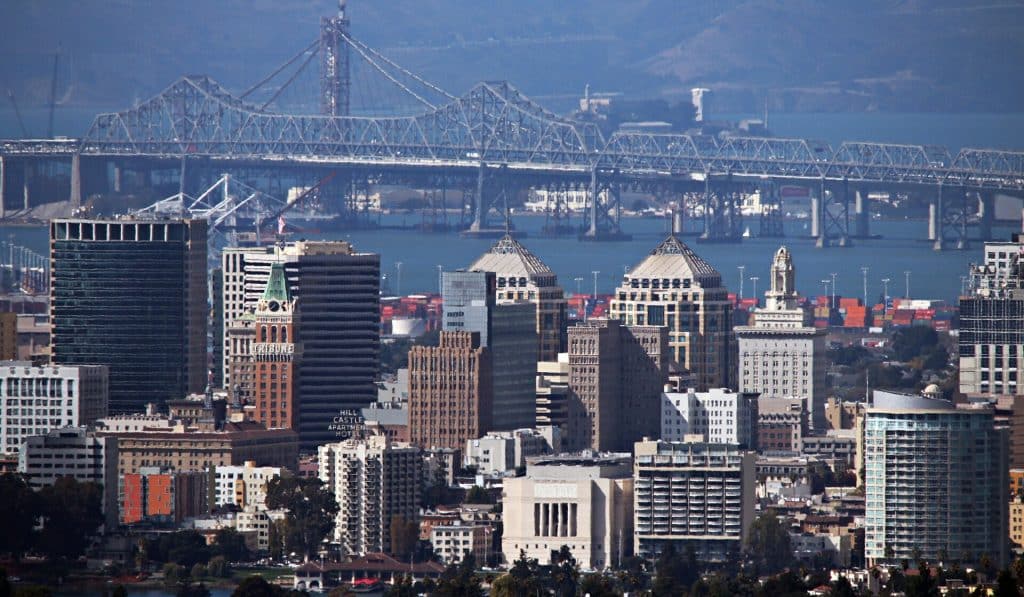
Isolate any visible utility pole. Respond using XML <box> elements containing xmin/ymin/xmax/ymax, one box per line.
<box><xmin>750</xmin><ymin>277</ymin><xmax>759</xmax><ymax>307</ymax></box>
<box><xmin>830</xmin><ymin>272</ymin><xmax>837</xmax><ymax>309</ymax></box>
<box><xmin>881</xmin><ymin>278</ymin><xmax>890</xmax><ymax>312</ymax></box>
<box><xmin>738</xmin><ymin>265</ymin><xmax>745</xmax><ymax>300</ymax></box>
<box><xmin>861</xmin><ymin>266</ymin><xmax>869</xmax><ymax>307</ymax></box>
<box><xmin>904</xmin><ymin>270</ymin><xmax>911</xmax><ymax>299</ymax></box>
<box><xmin>592</xmin><ymin>270</ymin><xmax>600</xmax><ymax>301</ymax></box>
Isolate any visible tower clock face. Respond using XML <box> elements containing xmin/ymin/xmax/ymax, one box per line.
<box><xmin>268</xmin><ymin>301</ymin><xmax>281</xmax><ymax>312</ymax></box>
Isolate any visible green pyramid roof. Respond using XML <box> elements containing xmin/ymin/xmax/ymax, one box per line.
<box><xmin>261</xmin><ymin>262</ymin><xmax>291</xmax><ymax>302</ymax></box>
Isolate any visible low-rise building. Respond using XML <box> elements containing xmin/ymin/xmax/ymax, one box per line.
<box><xmin>757</xmin><ymin>397</ymin><xmax>806</xmax><ymax>452</ymax></box>
<box><xmin>464</xmin><ymin>428</ymin><xmax>553</xmax><ymax>475</ymax></box>
<box><xmin>0</xmin><ymin>361</ymin><xmax>109</xmax><ymax>456</ymax></box>
<box><xmin>431</xmin><ymin>522</ymin><xmax>494</xmax><ymax>565</ymax></box>
<box><xmin>122</xmin><ymin>466</ymin><xmax>209</xmax><ymax>524</ymax></box>
<box><xmin>212</xmin><ymin>461</ymin><xmax>284</xmax><ymax>510</ymax></box>
<box><xmin>502</xmin><ymin>453</ymin><xmax>633</xmax><ymax>571</ymax></box>
<box><xmin>801</xmin><ymin>432</ymin><xmax>856</xmax><ymax>469</ymax></box>
<box><xmin>1011</xmin><ymin>496</ymin><xmax>1024</xmax><ymax>549</ymax></box>
<box><xmin>18</xmin><ymin>426</ymin><xmax>119</xmax><ymax>528</ymax></box>
<box><xmin>633</xmin><ymin>439</ymin><xmax>756</xmax><ymax>561</ymax></box>
<box><xmin>660</xmin><ymin>388</ymin><xmax>758</xmax><ymax>448</ymax></box>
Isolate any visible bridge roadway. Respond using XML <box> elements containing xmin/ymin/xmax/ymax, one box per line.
<box><xmin>1</xmin><ymin>76</ymin><xmax>1022</xmax><ymax>244</ymax></box>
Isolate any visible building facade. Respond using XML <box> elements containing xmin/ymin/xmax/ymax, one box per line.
<box><xmin>660</xmin><ymin>388</ymin><xmax>758</xmax><ymax>448</ymax></box>
<box><xmin>252</xmin><ymin>263</ymin><xmax>300</xmax><ymax>430</ymax></box>
<box><xmin>122</xmin><ymin>467</ymin><xmax>210</xmax><ymax>524</ymax></box>
<box><xmin>18</xmin><ymin>427</ymin><xmax>119</xmax><ymax>528</ymax></box>
<box><xmin>464</xmin><ymin>428</ymin><xmax>553</xmax><ymax>475</ymax></box>
<box><xmin>567</xmin><ymin>319</ymin><xmax>668</xmax><ymax>452</ymax></box>
<box><xmin>610</xmin><ymin>235</ymin><xmax>733</xmax><ymax>390</ymax></box>
<box><xmin>222</xmin><ymin>241</ymin><xmax>380</xmax><ymax>448</ymax></box>
<box><xmin>431</xmin><ymin>523</ymin><xmax>494</xmax><ymax>565</ymax></box>
<box><xmin>0</xmin><ymin>361</ymin><xmax>109</xmax><ymax>455</ymax></box>
<box><xmin>864</xmin><ymin>391</ymin><xmax>1008</xmax><ymax>568</ymax></box>
<box><xmin>633</xmin><ymin>439</ymin><xmax>756</xmax><ymax>561</ymax></box>
<box><xmin>959</xmin><ymin>234</ymin><xmax>1024</xmax><ymax>398</ymax></box>
<box><xmin>501</xmin><ymin>454</ymin><xmax>634</xmax><ymax>571</ymax></box>
<box><xmin>50</xmin><ymin>218</ymin><xmax>207</xmax><ymax>413</ymax></box>
<box><xmin>408</xmin><ymin>331</ymin><xmax>492</xmax><ymax>452</ymax></box>
<box><xmin>318</xmin><ymin>434</ymin><xmax>422</xmax><ymax>556</ymax></box>
<box><xmin>442</xmin><ymin>270</ymin><xmax>538</xmax><ymax>431</ymax></box>
<box><xmin>735</xmin><ymin>247</ymin><xmax>827</xmax><ymax>431</ymax></box>
<box><xmin>757</xmin><ymin>397</ymin><xmax>807</xmax><ymax>453</ymax></box>
<box><xmin>468</xmin><ymin>234</ymin><xmax>567</xmax><ymax>361</ymax></box>
<box><xmin>212</xmin><ymin>461</ymin><xmax>284</xmax><ymax>510</ymax></box>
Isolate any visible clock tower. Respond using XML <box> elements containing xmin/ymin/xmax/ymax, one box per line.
<box><xmin>253</xmin><ymin>262</ymin><xmax>300</xmax><ymax>430</ymax></box>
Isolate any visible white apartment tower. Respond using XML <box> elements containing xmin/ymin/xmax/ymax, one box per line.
<box><xmin>318</xmin><ymin>434</ymin><xmax>421</xmax><ymax>556</ymax></box>
<box><xmin>660</xmin><ymin>388</ymin><xmax>758</xmax><ymax>448</ymax></box>
<box><xmin>735</xmin><ymin>247</ymin><xmax>827</xmax><ymax>430</ymax></box>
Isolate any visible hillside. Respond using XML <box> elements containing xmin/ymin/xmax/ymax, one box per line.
<box><xmin>1</xmin><ymin>0</ymin><xmax>1021</xmax><ymax>115</ymax></box>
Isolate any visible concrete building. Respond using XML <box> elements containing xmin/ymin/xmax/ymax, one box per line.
<box><xmin>825</xmin><ymin>397</ymin><xmax>863</xmax><ymax>431</ymax></box>
<box><xmin>222</xmin><ymin>241</ymin><xmax>380</xmax><ymax>449</ymax></box>
<box><xmin>318</xmin><ymin>434</ymin><xmax>422</xmax><ymax>556</ymax></box>
<box><xmin>959</xmin><ymin>234</ymin><xmax>1024</xmax><ymax>398</ymax></box>
<box><xmin>0</xmin><ymin>312</ymin><xmax>16</xmax><ymax>360</ymax></box>
<box><xmin>464</xmin><ymin>428</ymin><xmax>553</xmax><ymax>475</ymax></box>
<box><xmin>468</xmin><ymin>234</ymin><xmax>567</xmax><ymax>361</ymax></box>
<box><xmin>567</xmin><ymin>319</ymin><xmax>668</xmax><ymax>452</ymax></box>
<box><xmin>758</xmin><ymin>396</ymin><xmax>807</xmax><ymax>452</ymax></box>
<box><xmin>864</xmin><ymin>390</ymin><xmax>1008</xmax><ymax>568</ymax></box>
<box><xmin>735</xmin><ymin>247</ymin><xmax>827</xmax><ymax>430</ymax></box>
<box><xmin>431</xmin><ymin>522</ymin><xmax>494</xmax><ymax>565</ymax></box>
<box><xmin>122</xmin><ymin>466</ymin><xmax>209</xmax><ymax>524</ymax></box>
<box><xmin>443</xmin><ymin>270</ymin><xmax>537</xmax><ymax>430</ymax></box>
<box><xmin>212</xmin><ymin>461</ymin><xmax>284</xmax><ymax>510</ymax></box>
<box><xmin>18</xmin><ymin>427</ymin><xmax>119</xmax><ymax>528</ymax></box>
<box><xmin>50</xmin><ymin>218</ymin><xmax>207</xmax><ymax>413</ymax></box>
<box><xmin>1012</xmin><ymin>496</ymin><xmax>1024</xmax><ymax>550</ymax></box>
<box><xmin>252</xmin><ymin>263</ymin><xmax>301</xmax><ymax>430</ymax></box>
<box><xmin>609</xmin><ymin>235</ymin><xmax>733</xmax><ymax>390</ymax></box>
<box><xmin>96</xmin><ymin>418</ymin><xmax>298</xmax><ymax>477</ymax></box>
<box><xmin>501</xmin><ymin>453</ymin><xmax>633</xmax><ymax>571</ymax></box>
<box><xmin>633</xmin><ymin>439</ymin><xmax>756</xmax><ymax>561</ymax></box>
<box><xmin>408</xmin><ymin>331</ymin><xmax>492</xmax><ymax>452</ymax></box>
<box><xmin>659</xmin><ymin>388</ymin><xmax>758</xmax><ymax>448</ymax></box>
<box><xmin>0</xmin><ymin>361</ymin><xmax>109</xmax><ymax>455</ymax></box>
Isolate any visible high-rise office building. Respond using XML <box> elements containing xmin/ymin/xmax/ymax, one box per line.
<box><xmin>864</xmin><ymin>390</ymin><xmax>1008</xmax><ymax>568</ymax></box>
<box><xmin>50</xmin><ymin>218</ymin><xmax>207</xmax><ymax>413</ymax></box>
<box><xmin>442</xmin><ymin>270</ymin><xmax>537</xmax><ymax>430</ymax></box>
<box><xmin>567</xmin><ymin>319</ymin><xmax>668</xmax><ymax>452</ymax></box>
<box><xmin>408</xmin><ymin>331</ymin><xmax>492</xmax><ymax>451</ymax></box>
<box><xmin>634</xmin><ymin>439</ymin><xmax>756</xmax><ymax>561</ymax></box>
<box><xmin>252</xmin><ymin>263</ymin><xmax>300</xmax><ymax>430</ymax></box>
<box><xmin>318</xmin><ymin>434</ymin><xmax>422</xmax><ymax>556</ymax></box>
<box><xmin>735</xmin><ymin>247</ymin><xmax>827</xmax><ymax>430</ymax></box>
<box><xmin>959</xmin><ymin>234</ymin><xmax>1024</xmax><ymax>398</ymax></box>
<box><xmin>468</xmin><ymin>234</ymin><xmax>567</xmax><ymax>361</ymax></box>
<box><xmin>222</xmin><ymin>242</ymin><xmax>379</xmax><ymax>449</ymax></box>
<box><xmin>0</xmin><ymin>361</ymin><xmax>109</xmax><ymax>456</ymax></box>
<box><xmin>609</xmin><ymin>235</ymin><xmax>733</xmax><ymax>390</ymax></box>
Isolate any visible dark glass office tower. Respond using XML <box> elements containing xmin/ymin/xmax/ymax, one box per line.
<box><xmin>50</xmin><ymin>219</ymin><xmax>208</xmax><ymax>413</ymax></box>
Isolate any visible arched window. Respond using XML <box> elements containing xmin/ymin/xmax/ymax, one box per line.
<box><xmin>271</xmin><ymin>326</ymin><xmax>278</xmax><ymax>343</ymax></box>
<box><xmin>261</xmin><ymin>325</ymin><xmax>268</xmax><ymax>342</ymax></box>
<box><xmin>281</xmin><ymin>327</ymin><xmax>288</xmax><ymax>342</ymax></box>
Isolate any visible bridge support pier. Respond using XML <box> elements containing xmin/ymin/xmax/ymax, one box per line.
<box><xmin>811</xmin><ymin>192</ymin><xmax>822</xmax><ymax>243</ymax></box>
<box><xmin>854</xmin><ymin>188</ymin><xmax>870</xmax><ymax>238</ymax></box>
<box><xmin>758</xmin><ymin>181</ymin><xmax>784</xmax><ymax>238</ymax></box>
<box><xmin>699</xmin><ymin>176</ymin><xmax>742</xmax><ymax>243</ymax></box>
<box><xmin>580</xmin><ymin>169</ymin><xmax>629</xmax><ymax>241</ymax></box>
<box><xmin>978</xmin><ymin>191</ymin><xmax>994</xmax><ymax>241</ymax></box>
<box><xmin>113</xmin><ymin>163</ymin><xmax>122</xmax><ymax>193</ymax></box>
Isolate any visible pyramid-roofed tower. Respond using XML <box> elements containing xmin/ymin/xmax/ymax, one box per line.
<box><xmin>610</xmin><ymin>235</ymin><xmax>734</xmax><ymax>390</ymax></box>
<box><xmin>467</xmin><ymin>234</ymin><xmax>566</xmax><ymax>361</ymax></box>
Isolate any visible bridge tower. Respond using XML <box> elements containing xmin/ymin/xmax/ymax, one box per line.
<box><xmin>320</xmin><ymin>0</ymin><xmax>351</xmax><ymax>116</ymax></box>
<box><xmin>758</xmin><ymin>180</ymin><xmax>784</xmax><ymax>238</ymax></box>
<box><xmin>929</xmin><ymin>184</ymin><xmax>971</xmax><ymax>251</ymax></box>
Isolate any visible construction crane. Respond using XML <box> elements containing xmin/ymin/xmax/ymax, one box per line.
<box><xmin>6</xmin><ymin>90</ymin><xmax>28</xmax><ymax>137</ymax></box>
<box><xmin>47</xmin><ymin>45</ymin><xmax>61</xmax><ymax>139</ymax></box>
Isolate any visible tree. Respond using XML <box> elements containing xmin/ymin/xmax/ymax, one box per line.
<box><xmin>151</xmin><ymin>531</ymin><xmax>211</xmax><ymax>567</ymax></box>
<box><xmin>892</xmin><ymin>327</ymin><xmax>939</xmax><ymax>363</ymax></box>
<box><xmin>36</xmin><ymin>477</ymin><xmax>105</xmax><ymax>560</ymax></box>
<box><xmin>579</xmin><ymin>573</ymin><xmax>617</xmax><ymax>597</ymax></box>
<box><xmin>995</xmin><ymin>569</ymin><xmax>1018</xmax><ymax>597</ymax></box>
<box><xmin>163</xmin><ymin>563</ymin><xmax>185</xmax><ymax>589</ymax></box>
<box><xmin>267</xmin><ymin>519</ymin><xmax>285</xmax><ymax>561</ymax></box>
<box><xmin>232</xmin><ymin>575</ymin><xmax>284</xmax><ymax>597</ymax></box>
<box><xmin>213</xmin><ymin>528</ymin><xmax>250</xmax><ymax>562</ymax></box>
<box><xmin>831</xmin><ymin>576</ymin><xmax>856</xmax><ymax>597</ymax></box>
<box><xmin>746</xmin><ymin>512</ymin><xmax>793</xmax><ymax>575</ymax></box>
<box><xmin>550</xmin><ymin>546</ymin><xmax>578</xmax><ymax>597</ymax></box>
<box><xmin>207</xmin><ymin>556</ymin><xmax>229</xmax><ymax>579</ymax></box>
<box><xmin>389</xmin><ymin>516</ymin><xmax>419</xmax><ymax>561</ymax></box>
<box><xmin>651</xmin><ymin>543</ymin><xmax>698</xmax><ymax>597</ymax></box>
<box><xmin>0</xmin><ymin>474</ymin><xmax>40</xmax><ymax>558</ymax></box>
<box><xmin>491</xmin><ymin>551</ymin><xmax>542</xmax><ymax>597</ymax></box>
<box><xmin>433</xmin><ymin>554</ymin><xmax>483</xmax><ymax>597</ymax></box>
<box><xmin>191</xmin><ymin>563</ymin><xmax>207</xmax><ymax>580</ymax></box>
<box><xmin>464</xmin><ymin>485</ymin><xmax>493</xmax><ymax>504</ymax></box>
<box><xmin>265</xmin><ymin>476</ymin><xmax>339</xmax><ymax>560</ymax></box>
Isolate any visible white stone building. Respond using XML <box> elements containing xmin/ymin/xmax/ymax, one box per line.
<box><xmin>735</xmin><ymin>247</ymin><xmax>827</xmax><ymax>430</ymax></box>
<box><xmin>501</xmin><ymin>453</ymin><xmax>633</xmax><ymax>571</ymax></box>
<box><xmin>464</xmin><ymin>428</ymin><xmax>553</xmax><ymax>475</ymax></box>
<box><xmin>213</xmin><ymin>461</ymin><xmax>284</xmax><ymax>510</ymax></box>
<box><xmin>431</xmin><ymin>522</ymin><xmax>493</xmax><ymax>565</ymax></box>
<box><xmin>0</xmin><ymin>361</ymin><xmax>109</xmax><ymax>455</ymax></box>
<box><xmin>318</xmin><ymin>433</ymin><xmax>422</xmax><ymax>556</ymax></box>
<box><xmin>660</xmin><ymin>387</ymin><xmax>758</xmax><ymax>448</ymax></box>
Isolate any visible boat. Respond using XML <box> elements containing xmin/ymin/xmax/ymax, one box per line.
<box><xmin>742</xmin><ymin>226</ymin><xmax>751</xmax><ymax>238</ymax></box>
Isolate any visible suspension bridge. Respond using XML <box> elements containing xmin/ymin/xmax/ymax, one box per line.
<box><xmin>1</xmin><ymin>2</ymin><xmax>1023</xmax><ymax>248</ymax></box>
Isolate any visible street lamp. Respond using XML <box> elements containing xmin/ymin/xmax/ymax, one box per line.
<box><xmin>830</xmin><ymin>272</ymin><xmax>837</xmax><ymax>309</ymax></box>
<box><xmin>860</xmin><ymin>266</ymin><xmax>869</xmax><ymax>307</ymax></box>
<box><xmin>395</xmin><ymin>261</ymin><xmax>403</xmax><ymax>296</ymax></box>
<box><xmin>904</xmin><ymin>270</ymin><xmax>911</xmax><ymax>299</ymax></box>
<box><xmin>881</xmin><ymin>278</ymin><xmax>891</xmax><ymax>311</ymax></box>
<box><xmin>738</xmin><ymin>265</ymin><xmax>745</xmax><ymax>300</ymax></box>
<box><xmin>592</xmin><ymin>270</ymin><xmax>601</xmax><ymax>301</ymax></box>
<box><xmin>749</xmin><ymin>277</ymin><xmax>759</xmax><ymax>307</ymax></box>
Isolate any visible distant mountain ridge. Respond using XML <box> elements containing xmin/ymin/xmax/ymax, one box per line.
<box><xmin>1</xmin><ymin>0</ymin><xmax>1021</xmax><ymax>114</ymax></box>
